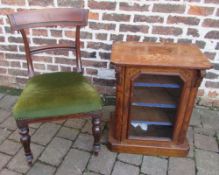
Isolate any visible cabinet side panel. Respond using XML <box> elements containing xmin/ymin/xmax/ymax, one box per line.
<box><xmin>177</xmin><ymin>70</ymin><xmax>203</xmax><ymax>143</ymax></box>
<box><xmin>172</xmin><ymin>70</ymin><xmax>195</xmax><ymax>144</ymax></box>
<box><xmin>114</xmin><ymin>66</ymin><xmax>126</xmax><ymax>140</ymax></box>
<box><xmin>172</xmin><ymin>86</ymin><xmax>191</xmax><ymax>143</ymax></box>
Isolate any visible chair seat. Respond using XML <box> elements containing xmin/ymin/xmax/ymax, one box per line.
<box><xmin>13</xmin><ymin>72</ymin><xmax>102</xmax><ymax>120</ymax></box>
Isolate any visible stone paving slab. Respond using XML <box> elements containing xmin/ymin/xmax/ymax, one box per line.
<box><xmin>198</xmin><ymin>108</ymin><xmax>219</xmax><ymax>118</ymax></box>
<box><xmin>168</xmin><ymin>158</ymin><xmax>195</xmax><ymax>175</ymax></box>
<box><xmin>0</xmin><ymin>153</ymin><xmax>11</xmax><ymax>169</ymax></box>
<box><xmin>0</xmin><ymin>117</ymin><xmax>17</xmax><ymax>131</ymax></box>
<box><xmin>0</xmin><ymin>168</ymin><xmax>22</xmax><ymax>175</ymax></box>
<box><xmin>201</xmin><ymin>113</ymin><xmax>219</xmax><ymax>130</ymax></box>
<box><xmin>52</xmin><ymin>120</ymin><xmax>65</xmax><ymax>125</ymax></box>
<box><xmin>0</xmin><ymin>140</ymin><xmax>21</xmax><ymax>156</ymax></box>
<box><xmin>55</xmin><ymin>148</ymin><xmax>90</xmax><ymax>175</ymax></box>
<box><xmin>81</xmin><ymin>120</ymin><xmax>94</xmax><ymax>135</ymax></box>
<box><xmin>0</xmin><ymin>109</ymin><xmax>10</xmax><ymax>123</ymax></box>
<box><xmin>39</xmin><ymin>137</ymin><xmax>72</xmax><ymax>166</ymax></box>
<box><xmin>194</xmin><ymin>127</ymin><xmax>216</xmax><ymax>136</ymax></box>
<box><xmin>7</xmin><ymin>143</ymin><xmax>44</xmax><ymax>174</ymax></box>
<box><xmin>111</xmin><ymin>161</ymin><xmax>139</xmax><ymax>175</ymax></box>
<box><xmin>0</xmin><ymin>93</ymin><xmax>218</xmax><ymax>175</ymax></box>
<box><xmin>195</xmin><ymin>149</ymin><xmax>219</xmax><ymax>175</ymax></box>
<box><xmin>27</xmin><ymin>162</ymin><xmax>56</xmax><ymax>175</ymax></box>
<box><xmin>187</xmin><ymin>127</ymin><xmax>194</xmax><ymax>146</ymax></box>
<box><xmin>73</xmin><ymin>133</ymin><xmax>94</xmax><ymax>152</ymax></box>
<box><xmin>83</xmin><ymin>171</ymin><xmax>100</xmax><ymax>175</ymax></box>
<box><xmin>190</xmin><ymin>109</ymin><xmax>202</xmax><ymax>127</ymax></box>
<box><xmin>117</xmin><ymin>153</ymin><xmax>142</xmax><ymax>166</ymax></box>
<box><xmin>141</xmin><ymin>156</ymin><xmax>168</xmax><ymax>175</ymax></box>
<box><xmin>0</xmin><ymin>95</ymin><xmax>17</xmax><ymax>110</ymax></box>
<box><xmin>194</xmin><ymin>133</ymin><xmax>218</xmax><ymax>152</ymax></box>
<box><xmin>187</xmin><ymin>127</ymin><xmax>195</xmax><ymax>158</ymax></box>
<box><xmin>88</xmin><ymin>146</ymin><xmax>117</xmax><ymax>175</ymax></box>
<box><xmin>57</xmin><ymin>126</ymin><xmax>79</xmax><ymax>141</ymax></box>
<box><xmin>187</xmin><ymin>145</ymin><xmax>194</xmax><ymax>158</ymax></box>
<box><xmin>0</xmin><ymin>128</ymin><xmax>11</xmax><ymax>144</ymax></box>
<box><xmin>31</xmin><ymin>123</ymin><xmax>60</xmax><ymax>145</ymax></box>
<box><xmin>64</xmin><ymin>118</ymin><xmax>86</xmax><ymax>129</ymax></box>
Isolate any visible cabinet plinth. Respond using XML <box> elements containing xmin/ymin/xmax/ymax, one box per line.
<box><xmin>108</xmin><ymin>42</ymin><xmax>212</xmax><ymax>157</ymax></box>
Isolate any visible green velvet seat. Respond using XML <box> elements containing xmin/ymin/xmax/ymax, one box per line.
<box><xmin>13</xmin><ymin>72</ymin><xmax>102</xmax><ymax>120</ymax></box>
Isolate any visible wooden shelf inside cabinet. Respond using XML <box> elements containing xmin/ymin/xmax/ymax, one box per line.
<box><xmin>132</xmin><ymin>88</ymin><xmax>179</xmax><ymax>108</ymax></box>
<box><xmin>129</xmin><ymin>124</ymin><xmax>173</xmax><ymax>140</ymax></box>
<box><xmin>108</xmin><ymin>41</ymin><xmax>212</xmax><ymax>157</ymax></box>
<box><xmin>134</xmin><ymin>74</ymin><xmax>182</xmax><ymax>88</ymax></box>
<box><xmin>130</xmin><ymin>107</ymin><xmax>175</xmax><ymax>124</ymax></box>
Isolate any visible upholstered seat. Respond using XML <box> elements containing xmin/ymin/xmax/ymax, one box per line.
<box><xmin>13</xmin><ymin>72</ymin><xmax>102</xmax><ymax>120</ymax></box>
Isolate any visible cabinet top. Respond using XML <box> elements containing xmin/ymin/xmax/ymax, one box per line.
<box><xmin>111</xmin><ymin>42</ymin><xmax>212</xmax><ymax>70</ymax></box>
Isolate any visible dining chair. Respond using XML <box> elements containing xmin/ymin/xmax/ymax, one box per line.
<box><xmin>7</xmin><ymin>8</ymin><xmax>102</xmax><ymax>165</ymax></box>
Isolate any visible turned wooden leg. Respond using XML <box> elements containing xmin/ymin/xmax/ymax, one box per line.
<box><xmin>18</xmin><ymin>126</ymin><xmax>33</xmax><ymax>165</ymax></box>
<box><xmin>92</xmin><ymin>115</ymin><xmax>101</xmax><ymax>156</ymax></box>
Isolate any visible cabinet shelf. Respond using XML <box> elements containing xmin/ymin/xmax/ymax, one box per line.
<box><xmin>134</xmin><ymin>74</ymin><xmax>181</xmax><ymax>88</ymax></box>
<box><xmin>134</xmin><ymin>82</ymin><xmax>180</xmax><ymax>88</ymax></box>
<box><xmin>129</xmin><ymin>107</ymin><xmax>174</xmax><ymax>139</ymax></box>
<box><xmin>130</xmin><ymin>106</ymin><xmax>175</xmax><ymax>123</ymax></box>
<box><xmin>131</xmin><ymin>120</ymin><xmax>172</xmax><ymax>126</ymax></box>
<box><xmin>132</xmin><ymin>88</ymin><xmax>178</xmax><ymax>109</ymax></box>
<box><xmin>132</xmin><ymin>102</ymin><xmax>176</xmax><ymax>108</ymax></box>
<box><xmin>129</xmin><ymin>124</ymin><xmax>173</xmax><ymax>139</ymax></box>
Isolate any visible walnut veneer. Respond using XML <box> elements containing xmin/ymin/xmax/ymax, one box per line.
<box><xmin>108</xmin><ymin>41</ymin><xmax>212</xmax><ymax>156</ymax></box>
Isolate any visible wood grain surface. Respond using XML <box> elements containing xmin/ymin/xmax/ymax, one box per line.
<box><xmin>111</xmin><ymin>41</ymin><xmax>212</xmax><ymax>69</ymax></box>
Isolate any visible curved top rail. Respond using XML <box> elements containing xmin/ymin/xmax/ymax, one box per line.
<box><xmin>7</xmin><ymin>8</ymin><xmax>89</xmax><ymax>31</ymax></box>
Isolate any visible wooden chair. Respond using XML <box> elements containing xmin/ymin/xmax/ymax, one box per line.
<box><xmin>7</xmin><ymin>8</ymin><xmax>102</xmax><ymax>165</ymax></box>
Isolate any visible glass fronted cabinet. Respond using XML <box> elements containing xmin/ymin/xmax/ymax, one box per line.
<box><xmin>108</xmin><ymin>42</ymin><xmax>212</xmax><ymax>157</ymax></box>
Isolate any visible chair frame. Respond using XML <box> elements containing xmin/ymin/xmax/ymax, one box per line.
<box><xmin>7</xmin><ymin>8</ymin><xmax>101</xmax><ymax>165</ymax></box>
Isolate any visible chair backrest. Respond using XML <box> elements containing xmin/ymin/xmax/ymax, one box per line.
<box><xmin>7</xmin><ymin>8</ymin><xmax>89</xmax><ymax>77</ymax></box>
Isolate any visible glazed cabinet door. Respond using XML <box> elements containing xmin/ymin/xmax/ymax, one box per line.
<box><xmin>122</xmin><ymin>67</ymin><xmax>194</xmax><ymax>144</ymax></box>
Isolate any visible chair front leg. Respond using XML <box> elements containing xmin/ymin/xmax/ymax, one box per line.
<box><xmin>92</xmin><ymin>113</ymin><xmax>101</xmax><ymax>155</ymax></box>
<box><xmin>17</xmin><ymin>121</ymin><xmax>33</xmax><ymax>165</ymax></box>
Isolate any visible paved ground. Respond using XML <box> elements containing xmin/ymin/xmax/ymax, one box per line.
<box><xmin>0</xmin><ymin>93</ymin><xmax>218</xmax><ymax>175</ymax></box>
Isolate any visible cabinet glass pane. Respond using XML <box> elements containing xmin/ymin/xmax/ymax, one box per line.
<box><xmin>128</xmin><ymin>74</ymin><xmax>183</xmax><ymax>140</ymax></box>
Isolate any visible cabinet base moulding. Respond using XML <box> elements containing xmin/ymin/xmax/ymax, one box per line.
<box><xmin>108</xmin><ymin>117</ymin><xmax>189</xmax><ymax>157</ymax></box>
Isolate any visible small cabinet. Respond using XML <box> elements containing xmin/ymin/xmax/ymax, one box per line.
<box><xmin>108</xmin><ymin>42</ymin><xmax>212</xmax><ymax>157</ymax></box>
